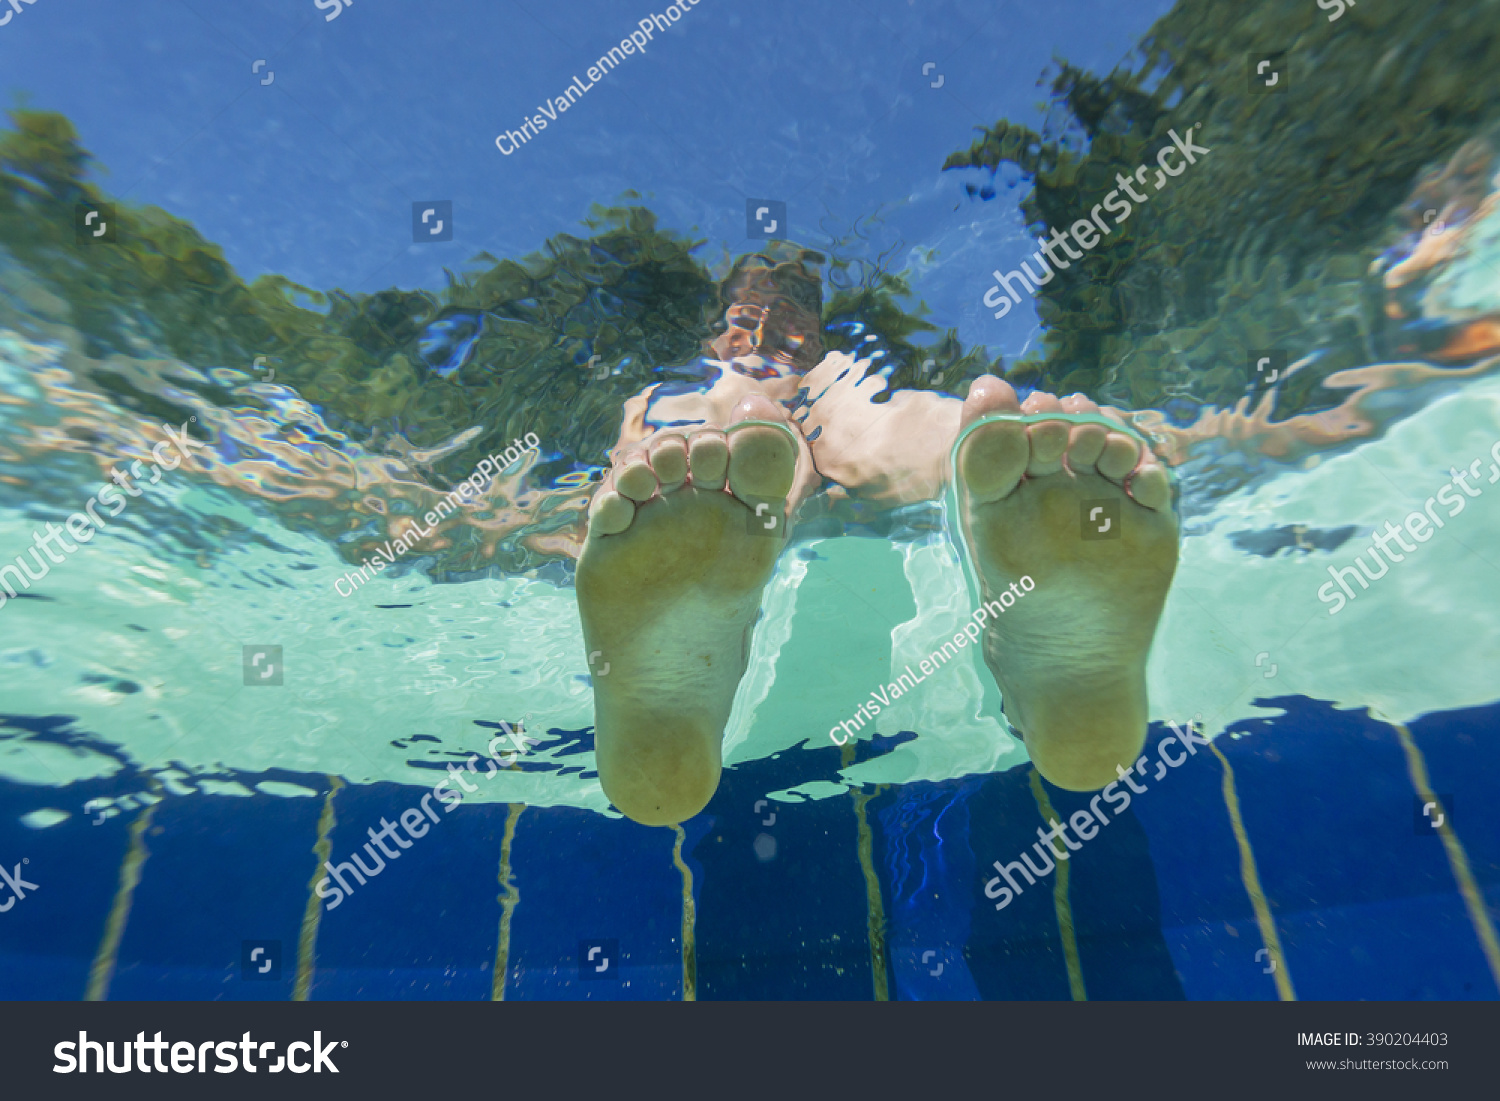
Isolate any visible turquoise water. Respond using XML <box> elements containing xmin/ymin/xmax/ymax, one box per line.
<box><xmin>1</xmin><ymin>0</ymin><xmax>1498</xmax><ymax>1000</ymax></box>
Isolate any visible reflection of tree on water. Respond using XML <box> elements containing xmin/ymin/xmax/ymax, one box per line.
<box><xmin>4</xmin><ymin>0</ymin><xmax>1498</xmax><ymax>571</ymax></box>
<box><xmin>941</xmin><ymin>0</ymin><xmax>1500</xmax><ymax>419</ymax></box>
<box><xmin>0</xmin><ymin>110</ymin><xmax>1000</xmax><ymax>575</ymax></box>
<box><xmin>0</xmin><ymin>111</ymin><xmax>983</xmax><ymax>483</ymax></box>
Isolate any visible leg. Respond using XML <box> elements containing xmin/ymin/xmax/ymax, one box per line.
<box><xmin>955</xmin><ymin>378</ymin><xmax>1178</xmax><ymax>790</ymax></box>
<box><xmin>577</xmin><ymin>395</ymin><xmax>809</xmax><ymax>825</ymax></box>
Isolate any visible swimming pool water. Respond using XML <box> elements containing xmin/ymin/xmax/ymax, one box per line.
<box><xmin>1</xmin><ymin>0</ymin><xmax>1497</xmax><ymax>1003</ymax></box>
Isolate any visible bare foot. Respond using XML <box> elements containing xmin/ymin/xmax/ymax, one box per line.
<box><xmin>577</xmin><ymin>395</ymin><xmax>804</xmax><ymax>825</ymax></box>
<box><xmin>955</xmin><ymin>378</ymin><xmax>1178</xmax><ymax>790</ymax></box>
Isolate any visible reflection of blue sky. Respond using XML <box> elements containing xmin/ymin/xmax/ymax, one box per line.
<box><xmin>0</xmin><ymin>0</ymin><xmax>1172</xmax><ymax>361</ymax></box>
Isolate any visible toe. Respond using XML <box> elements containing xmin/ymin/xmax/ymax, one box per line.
<box><xmin>958</xmin><ymin>417</ymin><xmax>1028</xmax><ymax>503</ymax></box>
<box><xmin>1059</xmin><ymin>392</ymin><xmax>1099</xmax><ymax>414</ymax></box>
<box><xmin>649</xmin><ymin>434</ymin><xmax>689</xmax><ymax>491</ymax></box>
<box><xmin>687</xmin><ymin>429</ymin><xmax>728</xmax><ymax>490</ymax></box>
<box><xmin>614</xmin><ymin>448</ymin><xmax>659</xmax><ymax>502</ymax></box>
<box><xmin>588</xmin><ymin>472</ymin><xmax>636</xmax><ymax>536</ymax></box>
<box><xmin>1025</xmin><ymin>420</ymin><xmax>1070</xmax><ymax>476</ymax></box>
<box><xmin>961</xmin><ymin>375</ymin><xmax>1022</xmax><ymax>429</ymax></box>
<box><xmin>1128</xmin><ymin>461</ymin><xmax>1173</xmax><ymax>512</ymax></box>
<box><xmin>1064</xmin><ymin>422</ymin><xmax>1108</xmax><ymax>471</ymax></box>
<box><xmin>1096</xmin><ymin>431</ymin><xmax>1142</xmax><ymax>483</ymax></box>
<box><xmin>1020</xmin><ymin>390</ymin><xmax>1063</xmax><ymax>415</ymax></box>
<box><xmin>727</xmin><ymin>397</ymin><xmax>798</xmax><ymax>503</ymax></box>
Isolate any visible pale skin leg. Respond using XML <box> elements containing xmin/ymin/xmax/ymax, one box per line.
<box><xmin>575</xmin><ymin>312</ymin><xmax>818</xmax><ymax>824</ymax></box>
<box><xmin>787</xmin><ymin>352</ymin><xmax>1178</xmax><ymax>787</ymax></box>
<box><xmin>793</xmin><ymin>350</ymin><xmax>962</xmax><ymax>506</ymax></box>
<box><xmin>954</xmin><ymin>377</ymin><xmax>1178</xmax><ymax>789</ymax></box>
<box><xmin>577</xmin><ymin>393</ymin><xmax>812</xmax><ymax>825</ymax></box>
<box><xmin>580</xmin><ymin>311</ymin><xmax>1176</xmax><ymax>818</ymax></box>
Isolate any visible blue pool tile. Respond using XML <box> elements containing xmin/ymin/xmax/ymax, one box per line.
<box><xmin>1272</xmin><ymin>890</ymin><xmax>1500</xmax><ymax>1000</ymax></box>
<box><xmin>874</xmin><ymin>778</ymin><xmax>986</xmax><ymax>1000</ymax></box>
<box><xmin>306</xmin><ymin>781</ymin><xmax>506</xmax><ymax>1000</ymax></box>
<box><xmin>693</xmin><ymin>755</ymin><xmax>877</xmax><ymax>1000</ymax></box>
<box><xmin>505</xmin><ymin>806</ymin><xmax>685</xmax><ymax>1001</ymax></box>
<box><xmin>1036</xmin><ymin>777</ymin><xmax>1186</xmax><ymax>1000</ymax></box>
<box><xmin>0</xmin><ymin>776</ymin><xmax>137</xmax><ymax>1000</ymax></box>
<box><xmin>108</xmin><ymin>785</ymin><xmax>327</xmax><ymax>1001</ymax></box>
<box><xmin>964</xmin><ymin>764</ymin><xmax>1184</xmax><ymax>1000</ymax></box>
<box><xmin>1126</xmin><ymin>718</ymin><xmax>1272</xmax><ymax>998</ymax></box>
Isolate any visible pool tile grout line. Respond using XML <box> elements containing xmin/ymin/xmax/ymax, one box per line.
<box><xmin>293</xmin><ymin>775</ymin><xmax>343</xmax><ymax>1002</ymax></box>
<box><xmin>1029</xmin><ymin>769</ymin><xmax>1088</xmax><ymax>1001</ymax></box>
<box><xmin>850</xmin><ymin>785</ymin><xmax>890</xmax><ymax>1001</ymax></box>
<box><xmin>671</xmin><ymin>824</ymin><xmax>697</xmax><ymax>1001</ymax></box>
<box><xmin>491</xmin><ymin>803</ymin><xmax>526</xmax><ymax>1001</ymax></box>
<box><xmin>1209</xmin><ymin>743</ymin><xmax>1297</xmax><ymax>1000</ymax></box>
<box><xmin>84</xmin><ymin>801</ymin><xmax>158</xmax><ymax>1001</ymax></box>
<box><xmin>1390</xmin><ymin>720</ymin><xmax>1500</xmax><ymax>992</ymax></box>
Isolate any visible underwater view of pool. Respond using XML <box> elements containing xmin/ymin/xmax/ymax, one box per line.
<box><xmin>0</xmin><ymin>0</ymin><xmax>1497</xmax><ymax>1023</ymax></box>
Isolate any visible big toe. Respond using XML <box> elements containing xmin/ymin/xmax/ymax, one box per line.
<box><xmin>960</xmin><ymin>374</ymin><xmax>1023</xmax><ymax>430</ymax></box>
<box><xmin>958</xmin><ymin>418</ymin><xmax>1028</xmax><ymax>503</ymax></box>
<box><xmin>727</xmin><ymin>395</ymin><xmax>798</xmax><ymax>505</ymax></box>
<box><xmin>956</xmin><ymin>377</ymin><xmax>1030</xmax><ymax>502</ymax></box>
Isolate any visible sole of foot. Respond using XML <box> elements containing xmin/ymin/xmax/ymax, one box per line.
<box><xmin>955</xmin><ymin>378</ymin><xmax>1179</xmax><ymax>791</ymax></box>
<box><xmin>577</xmin><ymin>395</ymin><xmax>802</xmax><ymax>825</ymax></box>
